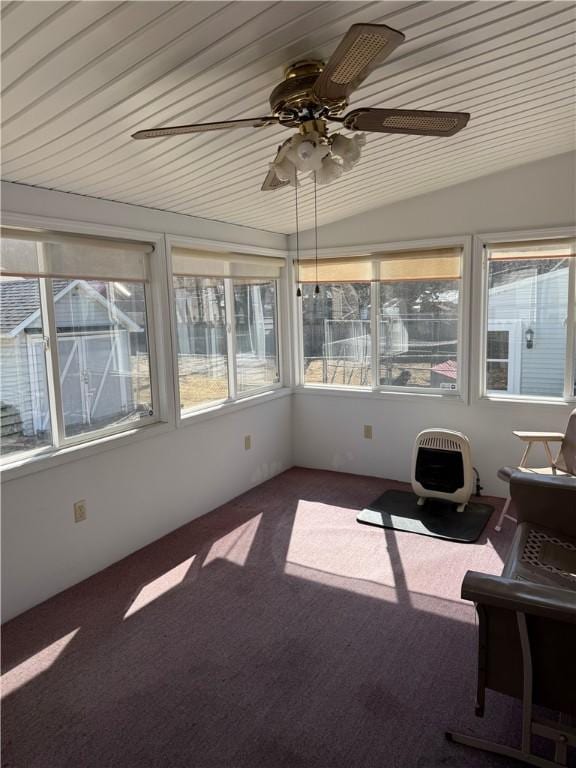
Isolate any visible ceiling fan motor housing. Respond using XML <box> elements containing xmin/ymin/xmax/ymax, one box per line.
<box><xmin>269</xmin><ymin>60</ymin><xmax>347</xmax><ymax>125</ymax></box>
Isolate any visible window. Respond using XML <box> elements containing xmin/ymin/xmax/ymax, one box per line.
<box><xmin>54</xmin><ymin>280</ymin><xmax>152</xmax><ymax>438</ymax></box>
<box><xmin>300</xmin><ymin>258</ymin><xmax>372</xmax><ymax>387</ymax></box>
<box><xmin>0</xmin><ymin>276</ymin><xmax>52</xmax><ymax>457</ymax></box>
<box><xmin>171</xmin><ymin>245</ymin><xmax>283</xmax><ymax>414</ymax></box>
<box><xmin>173</xmin><ymin>277</ymin><xmax>228</xmax><ymax>410</ymax></box>
<box><xmin>299</xmin><ymin>246</ymin><xmax>463</xmax><ymax>392</ymax></box>
<box><xmin>483</xmin><ymin>238</ymin><xmax>575</xmax><ymax>399</ymax></box>
<box><xmin>301</xmin><ymin>282</ymin><xmax>371</xmax><ymax>387</ymax></box>
<box><xmin>378</xmin><ymin>249</ymin><xmax>461</xmax><ymax>390</ymax></box>
<box><xmin>0</xmin><ymin>228</ymin><xmax>157</xmax><ymax>462</ymax></box>
<box><xmin>233</xmin><ymin>280</ymin><xmax>279</xmax><ymax>393</ymax></box>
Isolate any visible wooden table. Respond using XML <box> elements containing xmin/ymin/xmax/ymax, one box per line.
<box><xmin>512</xmin><ymin>431</ymin><xmax>564</xmax><ymax>468</ymax></box>
<box><xmin>494</xmin><ymin>431</ymin><xmax>565</xmax><ymax>532</ymax></box>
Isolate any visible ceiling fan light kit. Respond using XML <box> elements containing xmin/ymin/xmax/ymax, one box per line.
<box><xmin>132</xmin><ymin>22</ymin><xmax>470</xmax><ymax>190</ymax></box>
<box><xmin>268</xmin><ymin>123</ymin><xmax>363</xmax><ymax>187</ymax></box>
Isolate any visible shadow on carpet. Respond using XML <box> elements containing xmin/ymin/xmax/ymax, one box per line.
<box><xmin>358</xmin><ymin>490</ymin><xmax>494</xmax><ymax>543</ymax></box>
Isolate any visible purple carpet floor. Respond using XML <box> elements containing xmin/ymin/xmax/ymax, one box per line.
<box><xmin>1</xmin><ymin>468</ymin><xmax>539</xmax><ymax>767</ymax></box>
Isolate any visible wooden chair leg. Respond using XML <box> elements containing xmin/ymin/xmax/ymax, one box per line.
<box><xmin>494</xmin><ymin>496</ymin><xmax>513</xmax><ymax>532</ymax></box>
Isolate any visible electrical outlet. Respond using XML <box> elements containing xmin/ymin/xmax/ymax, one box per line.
<box><xmin>74</xmin><ymin>500</ymin><xmax>87</xmax><ymax>523</ymax></box>
<box><xmin>244</xmin><ymin>435</ymin><xmax>251</xmax><ymax>450</ymax></box>
<box><xmin>363</xmin><ymin>425</ymin><xmax>373</xmax><ymax>440</ymax></box>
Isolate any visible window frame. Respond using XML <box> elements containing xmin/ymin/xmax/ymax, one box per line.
<box><xmin>0</xmin><ymin>214</ymin><xmax>171</xmax><ymax>468</ymax></box>
<box><xmin>299</xmin><ymin>278</ymin><xmax>374</xmax><ymax>390</ymax></box>
<box><xmin>296</xmin><ymin>236</ymin><xmax>471</xmax><ymax>400</ymax></box>
<box><xmin>165</xmin><ymin>236</ymin><xmax>285</xmax><ymax>424</ymax></box>
<box><xmin>232</xmin><ymin>278</ymin><xmax>281</xmax><ymax>398</ymax></box>
<box><xmin>475</xmin><ymin>228</ymin><xmax>576</xmax><ymax>405</ymax></box>
<box><xmin>485</xmin><ymin>322</ymin><xmax>522</xmax><ymax>395</ymax></box>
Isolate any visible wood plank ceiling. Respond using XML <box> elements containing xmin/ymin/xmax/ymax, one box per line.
<box><xmin>1</xmin><ymin>1</ymin><xmax>575</xmax><ymax>234</ymax></box>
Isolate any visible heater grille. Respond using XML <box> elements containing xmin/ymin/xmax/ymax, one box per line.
<box><xmin>418</xmin><ymin>435</ymin><xmax>461</xmax><ymax>451</ymax></box>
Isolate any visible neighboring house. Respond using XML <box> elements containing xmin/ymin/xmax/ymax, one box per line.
<box><xmin>0</xmin><ymin>279</ymin><xmax>142</xmax><ymax>447</ymax></box>
<box><xmin>487</xmin><ymin>267</ymin><xmax>567</xmax><ymax>397</ymax></box>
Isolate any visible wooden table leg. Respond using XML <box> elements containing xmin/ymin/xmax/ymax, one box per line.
<box><xmin>519</xmin><ymin>443</ymin><xmax>532</xmax><ymax>468</ymax></box>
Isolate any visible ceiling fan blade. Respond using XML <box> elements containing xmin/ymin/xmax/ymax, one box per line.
<box><xmin>261</xmin><ymin>167</ymin><xmax>289</xmax><ymax>192</ymax></box>
<box><xmin>313</xmin><ymin>24</ymin><xmax>405</xmax><ymax>103</ymax></box>
<box><xmin>132</xmin><ymin>116</ymin><xmax>279</xmax><ymax>140</ymax></box>
<box><xmin>342</xmin><ymin>108</ymin><xmax>470</xmax><ymax>136</ymax></box>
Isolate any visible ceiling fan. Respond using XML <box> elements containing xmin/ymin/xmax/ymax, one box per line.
<box><xmin>132</xmin><ymin>23</ymin><xmax>470</xmax><ymax>190</ymax></box>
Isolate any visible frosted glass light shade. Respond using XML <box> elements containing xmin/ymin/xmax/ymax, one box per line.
<box><xmin>273</xmin><ymin>157</ymin><xmax>297</xmax><ymax>186</ymax></box>
<box><xmin>269</xmin><ymin>130</ymin><xmax>366</xmax><ymax>188</ymax></box>
<box><xmin>316</xmin><ymin>155</ymin><xmax>344</xmax><ymax>185</ymax></box>
<box><xmin>331</xmin><ymin>133</ymin><xmax>366</xmax><ymax>170</ymax></box>
<box><xmin>286</xmin><ymin>134</ymin><xmax>329</xmax><ymax>172</ymax></box>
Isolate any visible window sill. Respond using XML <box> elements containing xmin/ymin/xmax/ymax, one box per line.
<box><xmin>0</xmin><ymin>420</ymin><xmax>174</xmax><ymax>483</ymax></box>
<box><xmin>294</xmin><ymin>385</ymin><xmax>465</xmax><ymax>404</ymax></box>
<box><xmin>178</xmin><ymin>386</ymin><xmax>291</xmax><ymax>427</ymax></box>
<box><xmin>477</xmin><ymin>394</ymin><xmax>574</xmax><ymax>407</ymax></box>
<box><xmin>1</xmin><ymin>388</ymin><xmax>292</xmax><ymax>483</ymax></box>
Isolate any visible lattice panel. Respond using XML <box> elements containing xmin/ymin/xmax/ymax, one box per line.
<box><xmin>520</xmin><ymin>528</ymin><xmax>576</xmax><ymax>585</ymax></box>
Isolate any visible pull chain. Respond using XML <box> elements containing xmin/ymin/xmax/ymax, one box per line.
<box><xmin>314</xmin><ymin>171</ymin><xmax>319</xmax><ymax>295</ymax></box>
<box><xmin>295</xmin><ymin>178</ymin><xmax>301</xmax><ymax>298</ymax></box>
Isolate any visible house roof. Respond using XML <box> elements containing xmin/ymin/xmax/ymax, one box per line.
<box><xmin>431</xmin><ymin>360</ymin><xmax>458</xmax><ymax>379</ymax></box>
<box><xmin>0</xmin><ymin>279</ymin><xmax>141</xmax><ymax>337</ymax></box>
<box><xmin>0</xmin><ymin>279</ymin><xmax>67</xmax><ymax>336</ymax></box>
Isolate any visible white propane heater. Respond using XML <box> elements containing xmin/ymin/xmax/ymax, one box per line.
<box><xmin>411</xmin><ymin>429</ymin><xmax>474</xmax><ymax>512</ymax></box>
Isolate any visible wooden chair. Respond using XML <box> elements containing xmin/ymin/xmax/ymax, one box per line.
<box><xmin>494</xmin><ymin>408</ymin><xmax>576</xmax><ymax>532</ymax></box>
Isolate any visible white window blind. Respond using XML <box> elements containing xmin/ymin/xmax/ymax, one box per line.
<box><xmin>298</xmin><ymin>248</ymin><xmax>462</xmax><ymax>283</ymax></box>
<box><xmin>379</xmin><ymin>248</ymin><xmax>462</xmax><ymax>281</ymax></box>
<box><xmin>172</xmin><ymin>247</ymin><xmax>284</xmax><ymax>279</ymax></box>
<box><xmin>298</xmin><ymin>257</ymin><xmax>372</xmax><ymax>283</ymax></box>
<box><xmin>487</xmin><ymin>239</ymin><xmax>575</xmax><ymax>261</ymax></box>
<box><xmin>0</xmin><ymin>228</ymin><xmax>153</xmax><ymax>282</ymax></box>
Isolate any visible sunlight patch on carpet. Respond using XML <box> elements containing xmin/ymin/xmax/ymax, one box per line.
<box><xmin>124</xmin><ymin>557</ymin><xmax>196</xmax><ymax>618</ymax></box>
<box><xmin>1</xmin><ymin>629</ymin><xmax>79</xmax><ymax>697</ymax></box>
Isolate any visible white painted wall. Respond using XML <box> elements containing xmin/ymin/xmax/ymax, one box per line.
<box><xmin>291</xmin><ymin>152</ymin><xmax>576</xmax><ymax>495</ymax></box>
<box><xmin>293</xmin><ymin>391</ymin><xmax>571</xmax><ymax>496</ymax></box>
<box><xmin>1</xmin><ymin>395</ymin><xmax>293</xmax><ymax>622</ymax></box>
<box><xmin>1</xmin><ymin>181</ymin><xmax>286</xmax><ymax>251</ymax></box>
<box><xmin>290</xmin><ymin>152</ymin><xmax>576</xmax><ymax>251</ymax></box>
<box><xmin>1</xmin><ymin>182</ymin><xmax>292</xmax><ymax>622</ymax></box>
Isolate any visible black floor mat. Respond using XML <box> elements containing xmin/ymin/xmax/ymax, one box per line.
<box><xmin>358</xmin><ymin>490</ymin><xmax>494</xmax><ymax>543</ymax></box>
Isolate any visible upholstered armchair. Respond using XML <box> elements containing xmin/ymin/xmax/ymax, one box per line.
<box><xmin>447</xmin><ymin>471</ymin><xmax>576</xmax><ymax>767</ymax></box>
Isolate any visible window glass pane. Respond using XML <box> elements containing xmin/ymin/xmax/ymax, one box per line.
<box><xmin>302</xmin><ymin>283</ymin><xmax>371</xmax><ymax>387</ymax></box>
<box><xmin>0</xmin><ymin>276</ymin><xmax>52</xmax><ymax>457</ymax></box>
<box><xmin>233</xmin><ymin>280</ymin><xmax>279</xmax><ymax>393</ymax></box>
<box><xmin>54</xmin><ymin>280</ymin><xmax>153</xmax><ymax>437</ymax></box>
<box><xmin>379</xmin><ymin>278</ymin><xmax>460</xmax><ymax>390</ymax></box>
<box><xmin>486</xmin><ymin>330</ymin><xmax>509</xmax><ymax>360</ymax></box>
<box><xmin>486</xmin><ymin>256</ymin><xmax>569</xmax><ymax>397</ymax></box>
<box><xmin>486</xmin><ymin>360</ymin><xmax>509</xmax><ymax>391</ymax></box>
<box><xmin>173</xmin><ymin>277</ymin><xmax>228</xmax><ymax>410</ymax></box>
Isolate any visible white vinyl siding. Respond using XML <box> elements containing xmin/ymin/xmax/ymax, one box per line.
<box><xmin>487</xmin><ymin>265</ymin><xmax>568</xmax><ymax>398</ymax></box>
